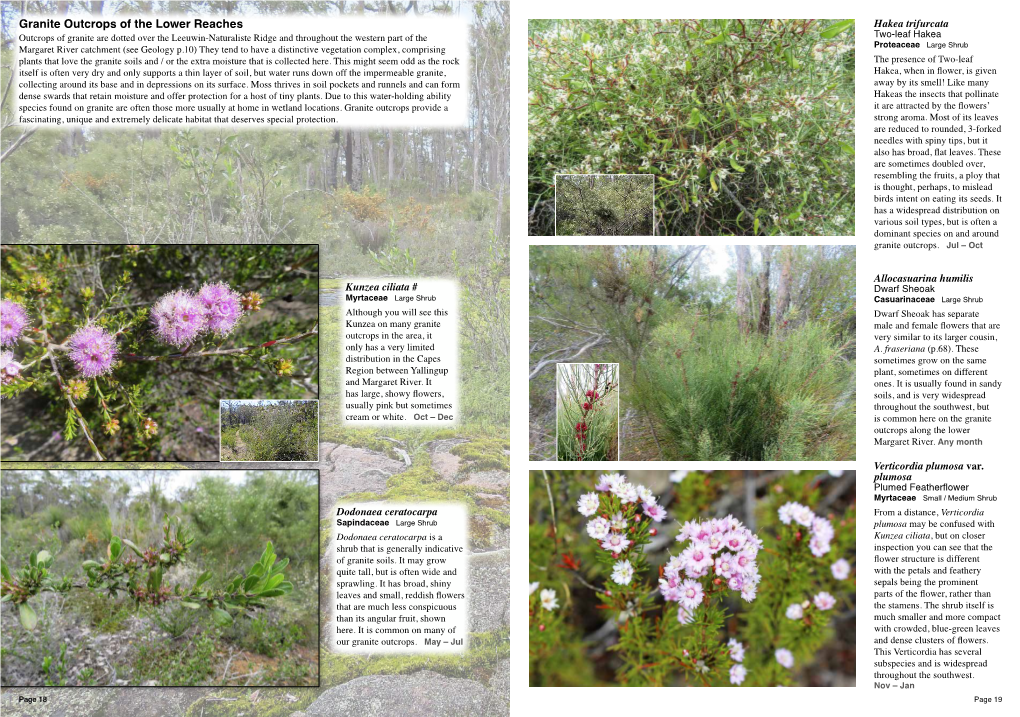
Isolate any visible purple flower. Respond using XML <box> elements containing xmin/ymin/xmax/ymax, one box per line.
<box><xmin>67</xmin><ymin>324</ymin><xmax>117</xmax><ymax>378</ymax></box>
<box><xmin>151</xmin><ymin>290</ymin><xmax>206</xmax><ymax>348</ymax></box>
<box><xmin>197</xmin><ymin>282</ymin><xmax>242</xmax><ymax>335</ymax></box>
<box><xmin>0</xmin><ymin>350</ymin><xmax>23</xmax><ymax>385</ymax></box>
<box><xmin>0</xmin><ymin>299</ymin><xmax>29</xmax><ymax>347</ymax></box>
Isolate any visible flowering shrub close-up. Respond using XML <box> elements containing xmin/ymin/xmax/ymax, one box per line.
<box><xmin>0</xmin><ymin>244</ymin><xmax>318</xmax><ymax>461</ymax></box>
<box><xmin>529</xmin><ymin>19</ymin><xmax>855</xmax><ymax>235</ymax></box>
<box><xmin>530</xmin><ymin>469</ymin><xmax>856</xmax><ymax>686</ymax></box>
<box><xmin>556</xmin><ymin>363</ymin><xmax>619</xmax><ymax>461</ymax></box>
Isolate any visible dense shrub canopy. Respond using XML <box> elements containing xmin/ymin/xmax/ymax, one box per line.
<box><xmin>529</xmin><ymin>245</ymin><xmax>856</xmax><ymax>460</ymax></box>
<box><xmin>556</xmin><ymin>175</ymin><xmax>653</xmax><ymax>235</ymax></box>
<box><xmin>529</xmin><ymin>19</ymin><xmax>855</xmax><ymax>235</ymax></box>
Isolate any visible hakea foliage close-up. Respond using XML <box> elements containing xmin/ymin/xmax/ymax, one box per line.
<box><xmin>556</xmin><ymin>363</ymin><xmax>619</xmax><ymax>461</ymax></box>
<box><xmin>530</xmin><ymin>470</ymin><xmax>856</xmax><ymax>686</ymax></box>
<box><xmin>1</xmin><ymin>515</ymin><xmax>293</xmax><ymax>632</ymax></box>
<box><xmin>528</xmin><ymin>19</ymin><xmax>855</xmax><ymax>236</ymax></box>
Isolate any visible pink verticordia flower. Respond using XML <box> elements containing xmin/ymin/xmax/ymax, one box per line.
<box><xmin>608</xmin><ymin>512</ymin><xmax>627</xmax><ymax>531</ymax></box>
<box><xmin>611</xmin><ymin>559</ymin><xmax>634</xmax><ymax>586</ymax></box>
<box><xmin>601</xmin><ymin>533</ymin><xmax>631</xmax><ymax>553</ymax></box>
<box><xmin>714</xmin><ymin>553</ymin><xmax>738</xmax><ymax>579</ymax></box>
<box><xmin>0</xmin><ymin>300</ymin><xmax>29</xmax><ymax>347</ymax></box>
<box><xmin>67</xmin><ymin>324</ymin><xmax>117</xmax><ymax>378</ymax></box>
<box><xmin>677</xmin><ymin>605</ymin><xmax>695</xmax><ymax>625</ymax></box>
<box><xmin>775</xmin><ymin>648</ymin><xmax>795</xmax><ymax>669</ymax></box>
<box><xmin>643</xmin><ymin>503</ymin><xmax>667</xmax><ymax>522</ymax></box>
<box><xmin>0</xmin><ymin>350</ymin><xmax>22</xmax><ymax>385</ymax></box>
<box><xmin>586</xmin><ymin>517</ymin><xmax>611</xmax><ymax>540</ymax></box>
<box><xmin>831</xmin><ymin>558</ymin><xmax>852</xmax><ymax>580</ymax></box>
<box><xmin>740</xmin><ymin>582</ymin><xmax>758</xmax><ymax>603</ymax></box>
<box><xmin>678</xmin><ymin>579</ymin><xmax>703</xmax><ymax>610</ymax></box>
<box><xmin>595</xmin><ymin>472</ymin><xmax>624</xmax><ymax>492</ymax></box>
<box><xmin>197</xmin><ymin>282</ymin><xmax>242</xmax><ymax>335</ymax></box>
<box><xmin>814</xmin><ymin>591</ymin><xmax>836</xmax><ymax>610</ymax></box>
<box><xmin>577</xmin><ymin>492</ymin><xmax>600</xmax><ymax>517</ymax></box>
<box><xmin>729</xmin><ymin>664</ymin><xmax>747</xmax><ymax>685</ymax></box>
<box><xmin>786</xmin><ymin>603</ymin><xmax>804</xmax><ymax>620</ymax></box>
<box><xmin>540</xmin><ymin>588</ymin><xmax>559</xmax><ymax>611</ymax></box>
<box><xmin>728</xmin><ymin>638</ymin><xmax>745</xmax><ymax>663</ymax></box>
<box><xmin>151</xmin><ymin>289</ymin><xmax>206</xmax><ymax>348</ymax></box>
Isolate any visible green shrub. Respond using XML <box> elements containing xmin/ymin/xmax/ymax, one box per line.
<box><xmin>529</xmin><ymin>19</ymin><xmax>855</xmax><ymax>235</ymax></box>
<box><xmin>637</xmin><ymin>317</ymin><xmax>854</xmax><ymax>460</ymax></box>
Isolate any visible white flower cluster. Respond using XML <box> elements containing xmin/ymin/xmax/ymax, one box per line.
<box><xmin>778</xmin><ymin>501</ymin><xmax>835</xmax><ymax>557</ymax></box>
<box><xmin>576</xmin><ymin>474</ymin><xmax>668</xmax><ymax>587</ymax></box>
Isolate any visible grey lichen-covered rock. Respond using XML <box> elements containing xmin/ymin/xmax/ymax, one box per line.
<box><xmin>302</xmin><ymin>670</ymin><xmax>508</xmax><ymax>717</ymax></box>
<box><xmin>487</xmin><ymin>659</ymin><xmax>510</xmax><ymax>706</ymax></box>
<box><xmin>431</xmin><ymin>451</ymin><xmax>463</xmax><ymax>482</ymax></box>
<box><xmin>0</xmin><ymin>687</ymin><xmax>209</xmax><ymax>717</ymax></box>
<box><xmin>318</xmin><ymin>442</ymin><xmax>408</xmax><ymax>516</ymax></box>
<box><xmin>458</xmin><ymin>470</ymin><xmax>509</xmax><ymax>492</ymax></box>
<box><xmin>469</xmin><ymin>549</ymin><xmax>510</xmax><ymax>633</ymax></box>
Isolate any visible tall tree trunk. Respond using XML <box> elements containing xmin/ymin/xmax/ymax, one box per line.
<box><xmin>386</xmin><ymin>130</ymin><xmax>394</xmax><ymax>187</ymax></box>
<box><xmin>757</xmin><ymin>245</ymin><xmax>773</xmax><ymax>335</ymax></box>
<box><xmin>776</xmin><ymin>245</ymin><xmax>793</xmax><ymax>329</ymax></box>
<box><xmin>735</xmin><ymin>246</ymin><xmax>753</xmax><ymax>335</ymax></box>
<box><xmin>344</xmin><ymin>130</ymin><xmax>354</xmax><ymax>188</ymax></box>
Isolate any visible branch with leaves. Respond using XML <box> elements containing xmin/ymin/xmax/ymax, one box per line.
<box><xmin>1</xmin><ymin>515</ymin><xmax>293</xmax><ymax>631</ymax></box>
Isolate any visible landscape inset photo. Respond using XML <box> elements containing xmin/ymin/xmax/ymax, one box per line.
<box><xmin>555</xmin><ymin>175</ymin><xmax>654</xmax><ymax>236</ymax></box>
<box><xmin>220</xmin><ymin>400</ymin><xmax>319</xmax><ymax>463</ymax></box>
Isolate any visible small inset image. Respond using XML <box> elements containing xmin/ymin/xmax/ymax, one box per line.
<box><xmin>220</xmin><ymin>399</ymin><xmax>319</xmax><ymax>462</ymax></box>
<box><xmin>555</xmin><ymin>174</ymin><xmax>654</xmax><ymax>236</ymax></box>
<box><xmin>556</xmin><ymin>363</ymin><xmax>619</xmax><ymax>460</ymax></box>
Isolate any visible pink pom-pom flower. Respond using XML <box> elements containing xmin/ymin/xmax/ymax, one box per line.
<box><xmin>0</xmin><ymin>299</ymin><xmax>29</xmax><ymax>347</ymax></box>
<box><xmin>67</xmin><ymin>324</ymin><xmax>117</xmax><ymax>378</ymax></box>
<box><xmin>151</xmin><ymin>289</ymin><xmax>206</xmax><ymax>348</ymax></box>
<box><xmin>196</xmin><ymin>282</ymin><xmax>242</xmax><ymax>335</ymax></box>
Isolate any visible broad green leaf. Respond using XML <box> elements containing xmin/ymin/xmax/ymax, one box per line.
<box><xmin>19</xmin><ymin>603</ymin><xmax>38</xmax><ymax>630</ymax></box>
<box><xmin>121</xmin><ymin>538</ymin><xmax>143</xmax><ymax>557</ymax></box>
<box><xmin>36</xmin><ymin>550</ymin><xmax>52</xmax><ymax>567</ymax></box>
<box><xmin>581</xmin><ymin>32</ymin><xmax>591</xmax><ymax>43</ymax></box>
<box><xmin>839</xmin><ymin>142</ymin><xmax>855</xmax><ymax>155</ymax></box>
<box><xmin>729</xmin><ymin>157</ymin><xmax>745</xmax><ymax>173</ymax></box>
<box><xmin>180</xmin><ymin>601</ymin><xmax>201</xmax><ymax>609</ymax></box>
<box><xmin>194</xmin><ymin>570</ymin><xmax>213</xmax><ymax>589</ymax></box>
<box><xmin>263</xmin><ymin>574</ymin><xmax>285</xmax><ymax>592</ymax></box>
<box><xmin>268</xmin><ymin>558</ymin><xmax>289</xmax><ymax>576</ymax></box>
<box><xmin>0</xmin><ymin>557</ymin><xmax>9</xmax><ymax>582</ymax></box>
<box><xmin>243</xmin><ymin>574</ymin><xmax>260</xmax><ymax>592</ymax></box>
<box><xmin>820</xmin><ymin>20</ymin><xmax>854</xmax><ymax>40</ymax></box>
<box><xmin>705</xmin><ymin>33</ymin><xmax>727</xmax><ymax>45</ymax></box>
<box><xmin>593</xmin><ymin>101</ymin><xmax>607</xmax><ymax>112</ymax></box>
<box><xmin>108</xmin><ymin>536</ymin><xmax>122</xmax><ymax>562</ymax></box>
<box><xmin>211</xmin><ymin>608</ymin><xmax>234</xmax><ymax>627</ymax></box>
<box><xmin>753</xmin><ymin>217</ymin><xmax>760</xmax><ymax>235</ymax></box>
<box><xmin>710</xmin><ymin>171</ymin><xmax>719</xmax><ymax>193</ymax></box>
<box><xmin>687</xmin><ymin>108</ymin><xmax>702</xmax><ymax>128</ymax></box>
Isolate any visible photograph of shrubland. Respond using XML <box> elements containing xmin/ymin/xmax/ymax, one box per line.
<box><xmin>221</xmin><ymin>400</ymin><xmax>318</xmax><ymax>463</ymax></box>
<box><xmin>528</xmin><ymin>19</ymin><xmax>855</xmax><ymax>236</ymax></box>
<box><xmin>556</xmin><ymin>175</ymin><xmax>654</xmax><ymax>235</ymax></box>
<box><xmin>529</xmin><ymin>468</ymin><xmax>856</xmax><ymax>686</ymax></box>
<box><xmin>0</xmin><ymin>469</ymin><xmax>319</xmax><ymax>687</ymax></box>
<box><xmin>530</xmin><ymin>245</ymin><xmax>856</xmax><ymax>461</ymax></box>
<box><xmin>0</xmin><ymin>244</ymin><xmax>318</xmax><ymax>462</ymax></box>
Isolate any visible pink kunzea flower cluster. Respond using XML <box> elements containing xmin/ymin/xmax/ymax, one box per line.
<box><xmin>577</xmin><ymin>473</ymin><xmax>667</xmax><ymax>587</ymax></box>
<box><xmin>68</xmin><ymin>324</ymin><xmax>118</xmax><ymax>378</ymax></box>
<box><xmin>151</xmin><ymin>283</ymin><xmax>243</xmax><ymax>348</ymax></box>
<box><xmin>0</xmin><ymin>299</ymin><xmax>29</xmax><ymax>347</ymax></box>
<box><xmin>778</xmin><ymin>501</ymin><xmax>835</xmax><ymax>557</ymax></box>
<box><xmin>660</xmin><ymin>514</ymin><xmax>763</xmax><ymax>622</ymax></box>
